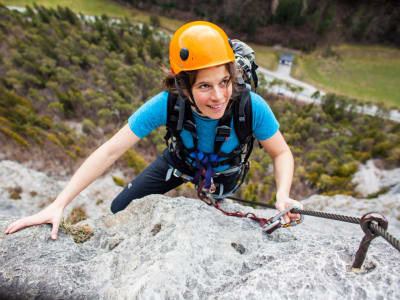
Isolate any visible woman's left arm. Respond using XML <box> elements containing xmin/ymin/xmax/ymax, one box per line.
<box><xmin>259</xmin><ymin>130</ymin><xmax>302</xmax><ymax>223</ymax></box>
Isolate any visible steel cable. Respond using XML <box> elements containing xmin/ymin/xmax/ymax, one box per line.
<box><xmin>291</xmin><ymin>208</ymin><xmax>361</xmax><ymax>224</ymax></box>
<box><xmin>370</xmin><ymin>223</ymin><xmax>400</xmax><ymax>252</ymax></box>
<box><xmin>226</xmin><ymin>196</ymin><xmax>400</xmax><ymax>252</ymax></box>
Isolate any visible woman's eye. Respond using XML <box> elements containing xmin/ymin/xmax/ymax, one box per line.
<box><xmin>199</xmin><ymin>84</ymin><xmax>209</xmax><ymax>89</ymax></box>
<box><xmin>220</xmin><ymin>79</ymin><xmax>229</xmax><ymax>87</ymax></box>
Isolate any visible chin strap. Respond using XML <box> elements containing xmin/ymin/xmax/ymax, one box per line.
<box><xmin>174</xmin><ymin>77</ymin><xmax>203</xmax><ymax>115</ymax></box>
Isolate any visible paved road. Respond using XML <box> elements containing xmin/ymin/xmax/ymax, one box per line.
<box><xmin>258</xmin><ymin>64</ymin><xmax>400</xmax><ymax>122</ymax></box>
<box><xmin>258</xmin><ymin>65</ymin><xmax>324</xmax><ymax>104</ymax></box>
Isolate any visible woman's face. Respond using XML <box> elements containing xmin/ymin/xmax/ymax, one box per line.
<box><xmin>191</xmin><ymin>65</ymin><xmax>232</xmax><ymax>119</ymax></box>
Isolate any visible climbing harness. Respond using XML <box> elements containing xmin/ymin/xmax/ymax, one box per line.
<box><xmin>165</xmin><ymin>160</ymin><xmax>250</xmax><ymax>205</ymax></box>
<box><xmin>164</xmin><ymin>87</ymin><xmax>255</xmax><ymax>202</ymax></box>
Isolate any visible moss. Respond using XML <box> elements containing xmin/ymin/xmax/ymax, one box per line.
<box><xmin>60</xmin><ymin>220</ymin><xmax>93</xmax><ymax>243</ymax></box>
<box><xmin>66</xmin><ymin>205</ymin><xmax>88</xmax><ymax>225</ymax></box>
<box><xmin>8</xmin><ymin>186</ymin><xmax>22</xmax><ymax>200</ymax></box>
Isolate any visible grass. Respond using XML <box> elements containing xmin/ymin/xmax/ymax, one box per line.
<box><xmin>0</xmin><ymin>0</ymin><xmax>184</xmax><ymax>31</ymax></box>
<box><xmin>249</xmin><ymin>43</ymin><xmax>279</xmax><ymax>71</ymax></box>
<box><xmin>291</xmin><ymin>44</ymin><xmax>400</xmax><ymax>108</ymax></box>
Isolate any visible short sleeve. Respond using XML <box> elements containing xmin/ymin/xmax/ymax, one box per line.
<box><xmin>251</xmin><ymin>92</ymin><xmax>280</xmax><ymax>140</ymax></box>
<box><xmin>128</xmin><ymin>91</ymin><xmax>168</xmax><ymax>138</ymax></box>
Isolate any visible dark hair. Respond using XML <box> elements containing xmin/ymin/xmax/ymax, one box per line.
<box><xmin>162</xmin><ymin>62</ymin><xmax>240</xmax><ymax>96</ymax></box>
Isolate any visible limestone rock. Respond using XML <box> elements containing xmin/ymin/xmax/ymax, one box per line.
<box><xmin>1</xmin><ymin>194</ymin><xmax>400</xmax><ymax>299</ymax></box>
<box><xmin>1</xmin><ymin>160</ymin><xmax>400</xmax><ymax>299</ymax></box>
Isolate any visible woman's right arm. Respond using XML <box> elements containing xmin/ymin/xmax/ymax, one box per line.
<box><xmin>5</xmin><ymin>123</ymin><xmax>140</xmax><ymax>239</ymax></box>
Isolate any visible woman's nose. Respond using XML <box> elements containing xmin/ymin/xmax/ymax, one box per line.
<box><xmin>211</xmin><ymin>86</ymin><xmax>225</xmax><ymax>100</ymax></box>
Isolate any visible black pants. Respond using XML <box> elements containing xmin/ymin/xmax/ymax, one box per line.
<box><xmin>110</xmin><ymin>149</ymin><xmax>242</xmax><ymax>214</ymax></box>
<box><xmin>110</xmin><ymin>150</ymin><xmax>184</xmax><ymax>213</ymax></box>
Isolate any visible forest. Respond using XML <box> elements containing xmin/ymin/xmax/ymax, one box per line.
<box><xmin>117</xmin><ymin>0</ymin><xmax>400</xmax><ymax>51</ymax></box>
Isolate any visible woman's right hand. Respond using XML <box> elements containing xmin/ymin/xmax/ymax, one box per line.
<box><xmin>4</xmin><ymin>202</ymin><xmax>64</xmax><ymax>240</ymax></box>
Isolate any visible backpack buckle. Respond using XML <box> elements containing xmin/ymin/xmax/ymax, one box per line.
<box><xmin>215</xmin><ymin>125</ymin><xmax>231</xmax><ymax>141</ymax></box>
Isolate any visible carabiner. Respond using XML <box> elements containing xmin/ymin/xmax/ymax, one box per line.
<box><xmin>263</xmin><ymin>205</ymin><xmax>303</xmax><ymax>234</ymax></box>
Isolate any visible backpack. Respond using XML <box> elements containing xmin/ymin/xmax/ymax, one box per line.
<box><xmin>230</xmin><ymin>39</ymin><xmax>259</xmax><ymax>91</ymax></box>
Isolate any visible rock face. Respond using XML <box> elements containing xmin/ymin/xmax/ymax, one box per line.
<box><xmin>352</xmin><ymin>160</ymin><xmax>400</xmax><ymax>197</ymax></box>
<box><xmin>1</xmin><ymin>160</ymin><xmax>400</xmax><ymax>299</ymax></box>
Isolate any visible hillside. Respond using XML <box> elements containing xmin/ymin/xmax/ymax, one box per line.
<box><xmin>0</xmin><ymin>4</ymin><xmax>399</xmax><ymax>203</ymax></box>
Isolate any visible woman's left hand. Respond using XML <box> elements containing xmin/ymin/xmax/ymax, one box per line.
<box><xmin>275</xmin><ymin>195</ymin><xmax>303</xmax><ymax>224</ymax></box>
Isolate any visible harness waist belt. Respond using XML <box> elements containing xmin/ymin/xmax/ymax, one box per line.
<box><xmin>166</xmin><ymin>165</ymin><xmax>242</xmax><ymax>182</ymax></box>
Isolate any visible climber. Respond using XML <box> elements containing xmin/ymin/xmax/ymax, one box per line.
<box><xmin>5</xmin><ymin>21</ymin><xmax>301</xmax><ymax>240</ymax></box>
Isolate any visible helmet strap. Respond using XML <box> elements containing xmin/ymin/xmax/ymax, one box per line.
<box><xmin>174</xmin><ymin>76</ymin><xmax>203</xmax><ymax>115</ymax></box>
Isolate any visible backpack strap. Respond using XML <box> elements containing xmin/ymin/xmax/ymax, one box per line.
<box><xmin>250</xmin><ymin>61</ymin><xmax>259</xmax><ymax>91</ymax></box>
<box><xmin>233</xmin><ymin>89</ymin><xmax>255</xmax><ymax>164</ymax></box>
<box><xmin>213</xmin><ymin>106</ymin><xmax>232</xmax><ymax>155</ymax></box>
<box><xmin>165</xmin><ymin>92</ymin><xmax>196</xmax><ymax>163</ymax></box>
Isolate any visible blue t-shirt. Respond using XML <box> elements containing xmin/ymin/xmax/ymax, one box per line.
<box><xmin>128</xmin><ymin>91</ymin><xmax>279</xmax><ymax>171</ymax></box>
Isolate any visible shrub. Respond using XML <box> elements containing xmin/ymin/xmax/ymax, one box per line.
<box><xmin>242</xmin><ymin>183</ymin><xmax>259</xmax><ymax>203</ymax></box>
<box><xmin>124</xmin><ymin>149</ymin><xmax>148</xmax><ymax>174</ymax></box>
<box><xmin>82</xmin><ymin>119</ymin><xmax>97</xmax><ymax>135</ymax></box>
<box><xmin>46</xmin><ymin>133</ymin><xmax>63</xmax><ymax>147</ymax></box>
<box><xmin>112</xmin><ymin>176</ymin><xmax>126</xmax><ymax>187</ymax></box>
<box><xmin>372</xmin><ymin>141</ymin><xmax>393</xmax><ymax>157</ymax></box>
<box><xmin>0</xmin><ymin>125</ymin><xmax>30</xmax><ymax>148</ymax></box>
<box><xmin>150</xmin><ymin>15</ymin><xmax>160</xmax><ymax>28</ymax></box>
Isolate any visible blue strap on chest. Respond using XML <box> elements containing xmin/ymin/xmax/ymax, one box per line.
<box><xmin>190</xmin><ymin>151</ymin><xmax>219</xmax><ymax>189</ymax></box>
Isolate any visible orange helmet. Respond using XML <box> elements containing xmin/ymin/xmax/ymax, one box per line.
<box><xmin>169</xmin><ymin>21</ymin><xmax>235</xmax><ymax>74</ymax></box>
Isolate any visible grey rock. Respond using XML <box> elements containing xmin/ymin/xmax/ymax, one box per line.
<box><xmin>1</xmin><ymin>160</ymin><xmax>400</xmax><ymax>299</ymax></box>
<box><xmin>1</xmin><ymin>194</ymin><xmax>400</xmax><ymax>300</ymax></box>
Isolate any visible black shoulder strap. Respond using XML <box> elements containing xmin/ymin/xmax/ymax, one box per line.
<box><xmin>233</xmin><ymin>89</ymin><xmax>253</xmax><ymax>144</ymax></box>
<box><xmin>166</xmin><ymin>92</ymin><xmax>179</xmax><ymax>134</ymax></box>
<box><xmin>165</xmin><ymin>91</ymin><xmax>197</xmax><ymax>152</ymax></box>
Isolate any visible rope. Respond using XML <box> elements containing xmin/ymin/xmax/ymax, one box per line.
<box><xmin>226</xmin><ymin>196</ymin><xmax>400</xmax><ymax>252</ymax></box>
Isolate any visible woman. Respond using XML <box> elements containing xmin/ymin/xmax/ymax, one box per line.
<box><xmin>5</xmin><ymin>21</ymin><xmax>301</xmax><ymax>240</ymax></box>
